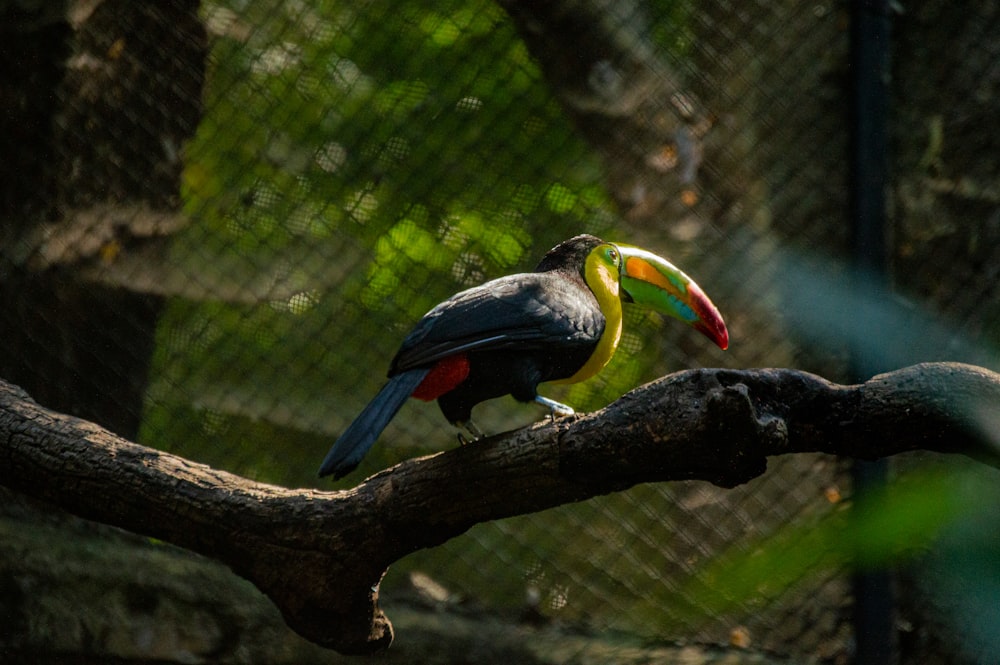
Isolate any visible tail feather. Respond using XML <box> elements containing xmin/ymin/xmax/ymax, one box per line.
<box><xmin>318</xmin><ymin>368</ymin><xmax>430</xmax><ymax>479</ymax></box>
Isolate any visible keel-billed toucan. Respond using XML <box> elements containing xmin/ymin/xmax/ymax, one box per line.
<box><xmin>319</xmin><ymin>234</ymin><xmax>728</xmax><ymax>478</ymax></box>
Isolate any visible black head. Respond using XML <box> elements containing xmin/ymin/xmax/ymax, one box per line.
<box><xmin>533</xmin><ymin>234</ymin><xmax>604</xmax><ymax>274</ymax></box>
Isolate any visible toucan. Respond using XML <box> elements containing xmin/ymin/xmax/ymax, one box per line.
<box><xmin>319</xmin><ymin>234</ymin><xmax>728</xmax><ymax>478</ymax></box>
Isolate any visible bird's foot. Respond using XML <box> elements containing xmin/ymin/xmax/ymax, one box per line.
<box><xmin>456</xmin><ymin>420</ymin><xmax>485</xmax><ymax>445</ymax></box>
<box><xmin>534</xmin><ymin>395</ymin><xmax>575</xmax><ymax>422</ymax></box>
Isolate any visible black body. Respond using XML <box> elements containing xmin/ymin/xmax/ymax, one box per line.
<box><xmin>390</xmin><ymin>235</ymin><xmax>606</xmax><ymax>423</ymax></box>
<box><xmin>319</xmin><ymin>234</ymin><xmax>607</xmax><ymax>478</ymax></box>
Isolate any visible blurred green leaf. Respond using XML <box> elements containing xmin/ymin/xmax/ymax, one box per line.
<box><xmin>677</xmin><ymin>466</ymin><xmax>973</xmax><ymax>623</ymax></box>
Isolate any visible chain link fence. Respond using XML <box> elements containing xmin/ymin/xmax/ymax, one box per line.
<box><xmin>2</xmin><ymin>0</ymin><xmax>999</xmax><ymax>662</ymax></box>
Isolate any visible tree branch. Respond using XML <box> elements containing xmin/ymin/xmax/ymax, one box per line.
<box><xmin>1</xmin><ymin>362</ymin><xmax>997</xmax><ymax>654</ymax></box>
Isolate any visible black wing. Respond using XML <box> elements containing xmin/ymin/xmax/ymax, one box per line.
<box><xmin>388</xmin><ymin>271</ymin><xmax>605</xmax><ymax>375</ymax></box>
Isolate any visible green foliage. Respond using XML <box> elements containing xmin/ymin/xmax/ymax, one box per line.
<box><xmin>362</xmin><ymin>211</ymin><xmax>533</xmax><ymax>319</ymax></box>
<box><xmin>647</xmin><ymin>0</ymin><xmax>697</xmax><ymax>60</ymax></box>
<box><xmin>145</xmin><ymin>0</ymin><xmax>621</xmax><ymax>481</ymax></box>
<box><xmin>186</xmin><ymin>0</ymin><xmax>613</xmax><ymax>259</ymax></box>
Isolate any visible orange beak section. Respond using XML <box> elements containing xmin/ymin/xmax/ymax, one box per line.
<box><xmin>617</xmin><ymin>246</ymin><xmax>729</xmax><ymax>350</ymax></box>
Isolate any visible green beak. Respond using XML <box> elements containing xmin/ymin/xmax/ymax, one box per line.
<box><xmin>614</xmin><ymin>244</ymin><xmax>729</xmax><ymax>350</ymax></box>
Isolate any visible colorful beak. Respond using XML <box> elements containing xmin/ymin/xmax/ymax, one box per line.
<box><xmin>615</xmin><ymin>244</ymin><xmax>729</xmax><ymax>350</ymax></box>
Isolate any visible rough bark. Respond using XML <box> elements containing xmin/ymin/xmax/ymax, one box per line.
<box><xmin>0</xmin><ymin>362</ymin><xmax>997</xmax><ymax>654</ymax></box>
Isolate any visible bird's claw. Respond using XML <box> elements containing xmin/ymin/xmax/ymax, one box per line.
<box><xmin>534</xmin><ymin>395</ymin><xmax>575</xmax><ymax>421</ymax></box>
<box><xmin>456</xmin><ymin>420</ymin><xmax>485</xmax><ymax>445</ymax></box>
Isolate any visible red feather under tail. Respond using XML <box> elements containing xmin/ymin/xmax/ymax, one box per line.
<box><xmin>411</xmin><ymin>354</ymin><xmax>470</xmax><ymax>401</ymax></box>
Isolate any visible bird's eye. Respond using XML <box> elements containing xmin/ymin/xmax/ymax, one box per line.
<box><xmin>607</xmin><ymin>246</ymin><xmax>619</xmax><ymax>263</ymax></box>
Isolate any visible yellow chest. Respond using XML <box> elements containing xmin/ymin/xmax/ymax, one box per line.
<box><xmin>553</xmin><ymin>260</ymin><xmax>622</xmax><ymax>385</ymax></box>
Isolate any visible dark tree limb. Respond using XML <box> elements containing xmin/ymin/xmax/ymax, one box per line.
<box><xmin>1</xmin><ymin>362</ymin><xmax>998</xmax><ymax>654</ymax></box>
<box><xmin>0</xmin><ymin>492</ymin><xmax>789</xmax><ymax>664</ymax></box>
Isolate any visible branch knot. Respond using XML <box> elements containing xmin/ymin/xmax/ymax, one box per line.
<box><xmin>702</xmin><ymin>382</ymin><xmax>776</xmax><ymax>487</ymax></box>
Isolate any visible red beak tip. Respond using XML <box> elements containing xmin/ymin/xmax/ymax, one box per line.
<box><xmin>697</xmin><ymin>320</ymin><xmax>729</xmax><ymax>351</ymax></box>
<box><xmin>718</xmin><ymin>326</ymin><xmax>730</xmax><ymax>350</ymax></box>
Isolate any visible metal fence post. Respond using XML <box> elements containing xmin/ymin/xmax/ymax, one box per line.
<box><xmin>849</xmin><ymin>0</ymin><xmax>895</xmax><ymax>663</ymax></box>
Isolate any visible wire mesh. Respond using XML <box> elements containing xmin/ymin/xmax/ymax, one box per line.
<box><xmin>2</xmin><ymin>0</ymin><xmax>999</xmax><ymax>662</ymax></box>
